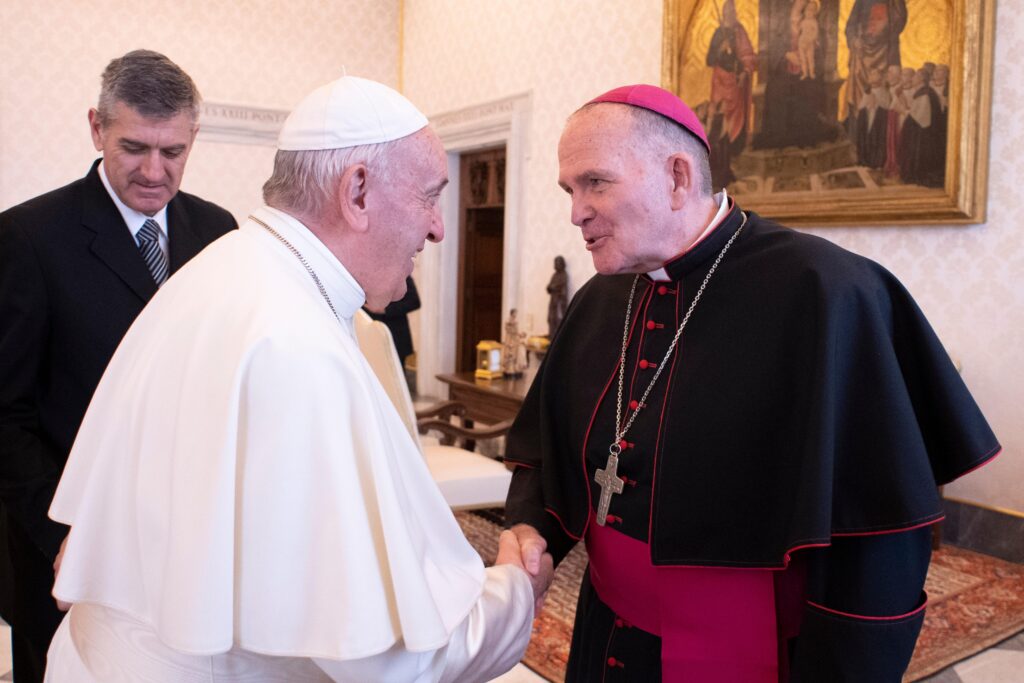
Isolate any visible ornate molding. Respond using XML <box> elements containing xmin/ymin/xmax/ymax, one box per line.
<box><xmin>430</xmin><ymin>96</ymin><xmax>521</xmax><ymax>130</ymax></box>
<box><xmin>197</xmin><ymin>101</ymin><xmax>289</xmax><ymax>147</ymax></box>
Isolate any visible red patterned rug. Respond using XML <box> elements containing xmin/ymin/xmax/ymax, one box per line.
<box><xmin>455</xmin><ymin>512</ymin><xmax>1024</xmax><ymax>682</ymax></box>
<box><xmin>906</xmin><ymin>544</ymin><xmax>1024</xmax><ymax>680</ymax></box>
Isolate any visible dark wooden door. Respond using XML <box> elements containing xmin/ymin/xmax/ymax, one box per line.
<box><xmin>457</xmin><ymin>148</ymin><xmax>506</xmax><ymax>372</ymax></box>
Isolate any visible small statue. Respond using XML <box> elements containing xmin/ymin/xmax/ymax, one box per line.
<box><xmin>502</xmin><ymin>308</ymin><xmax>528</xmax><ymax>377</ymax></box>
<box><xmin>546</xmin><ymin>256</ymin><xmax>568</xmax><ymax>338</ymax></box>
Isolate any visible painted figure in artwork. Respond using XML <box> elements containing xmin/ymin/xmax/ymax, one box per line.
<box><xmin>754</xmin><ymin>0</ymin><xmax>832</xmax><ymax>150</ymax></box>
<box><xmin>845</xmin><ymin>0</ymin><xmax>908</xmax><ymax>134</ymax></box>
<box><xmin>884</xmin><ymin>66</ymin><xmax>915</xmax><ymax>177</ymax></box>
<box><xmin>705</xmin><ymin>0</ymin><xmax>757</xmax><ymax>189</ymax></box>
<box><xmin>854</xmin><ymin>67</ymin><xmax>890</xmax><ymax>168</ymax></box>
<box><xmin>899</xmin><ymin>67</ymin><xmax>944</xmax><ymax>188</ymax></box>
<box><xmin>796</xmin><ymin>0</ymin><xmax>821</xmax><ymax>80</ymax></box>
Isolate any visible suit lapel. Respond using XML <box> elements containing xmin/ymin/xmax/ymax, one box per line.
<box><xmin>81</xmin><ymin>161</ymin><xmax>157</xmax><ymax>303</ymax></box>
<box><xmin>166</xmin><ymin>196</ymin><xmax>203</xmax><ymax>273</ymax></box>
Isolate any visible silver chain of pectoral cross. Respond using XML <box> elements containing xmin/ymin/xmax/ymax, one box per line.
<box><xmin>250</xmin><ymin>215</ymin><xmax>341</xmax><ymax>325</ymax></box>
<box><xmin>595</xmin><ymin>212</ymin><xmax>747</xmax><ymax>526</ymax></box>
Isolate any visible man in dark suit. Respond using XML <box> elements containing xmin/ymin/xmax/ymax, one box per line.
<box><xmin>0</xmin><ymin>49</ymin><xmax>236</xmax><ymax>681</ymax></box>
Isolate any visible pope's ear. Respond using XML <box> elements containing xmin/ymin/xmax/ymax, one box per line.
<box><xmin>337</xmin><ymin>163</ymin><xmax>370</xmax><ymax>232</ymax></box>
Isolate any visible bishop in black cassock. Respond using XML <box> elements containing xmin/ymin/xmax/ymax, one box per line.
<box><xmin>504</xmin><ymin>84</ymin><xmax>999</xmax><ymax>682</ymax></box>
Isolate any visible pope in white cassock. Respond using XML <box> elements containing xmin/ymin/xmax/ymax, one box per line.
<box><xmin>43</xmin><ymin>76</ymin><xmax>550</xmax><ymax>682</ymax></box>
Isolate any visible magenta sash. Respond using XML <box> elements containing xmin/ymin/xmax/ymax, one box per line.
<box><xmin>586</xmin><ymin>518</ymin><xmax>797</xmax><ymax>682</ymax></box>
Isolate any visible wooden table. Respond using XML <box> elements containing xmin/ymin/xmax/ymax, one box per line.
<box><xmin>436</xmin><ymin>369</ymin><xmax>536</xmax><ymax>425</ymax></box>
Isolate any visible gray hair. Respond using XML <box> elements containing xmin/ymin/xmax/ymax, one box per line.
<box><xmin>262</xmin><ymin>140</ymin><xmax>399</xmax><ymax>218</ymax></box>
<box><xmin>96</xmin><ymin>50</ymin><xmax>201</xmax><ymax>127</ymax></box>
<box><xmin>627</xmin><ymin>106</ymin><xmax>713</xmax><ymax>196</ymax></box>
<box><xmin>574</xmin><ymin>103</ymin><xmax>713</xmax><ymax>196</ymax></box>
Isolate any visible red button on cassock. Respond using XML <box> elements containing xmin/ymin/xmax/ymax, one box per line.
<box><xmin>646</xmin><ymin>320</ymin><xmax>656</xmax><ymax>330</ymax></box>
<box><xmin>607</xmin><ymin>657</ymin><xmax>618</xmax><ymax>667</ymax></box>
<box><xmin>638</xmin><ymin>359</ymin><xmax>649</xmax><ymax>369</ymax></box>
<box><xmin>615</xmin><ymin>618</ymin><xmax>625</xmax><ymax>628</ymax></box>
<box><xmin>628</xmin><ymin>400</ymin><xmax>639</xmax><ymax>410</ymax></box>
<box><xmin>658</xmin><ymin>285</ymin><xmax>668</xmax><ymax>295</ymax></box>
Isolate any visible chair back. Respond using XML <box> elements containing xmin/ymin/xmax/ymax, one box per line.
<box><xmin>354</xmin><ymin>311</ymin><xmax>512</xmax><ymax>510</ymax></box>
<box><xmin>354</xmin><ymin>310</ymin><xmax>420</xmax><ymax>447</ymax></box>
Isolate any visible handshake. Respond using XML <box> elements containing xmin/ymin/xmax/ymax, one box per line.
<box><xmin>497</xmin><ymin>525</ymin><xmax>555</xmax><ymax>613</ymax></box>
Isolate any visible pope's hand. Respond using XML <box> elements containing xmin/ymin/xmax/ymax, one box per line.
<box><xmin>497</xmin><ymin>526</ymin><xmax>554</xmax><ymax>612</ymax></box>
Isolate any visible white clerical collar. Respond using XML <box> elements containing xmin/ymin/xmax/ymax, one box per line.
<box><xmin>647</xmin><ymin>189</ymin><xmax>730</xmax><ymax>281</ymax></box>
<box><xmin>98</xmin><ymin>160</ymin><xmax>168</xmax><ymax>240</ymax></box>
<box><xmin>251</xmin><ymin>206</ymin><xmax>366</xmax><ymax>320</ymax></box>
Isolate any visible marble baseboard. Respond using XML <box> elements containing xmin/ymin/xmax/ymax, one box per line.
<box><xmin>941</xmin><ymin>498</ymin><xmax>1024</xmax><ymax>563</ymax></box>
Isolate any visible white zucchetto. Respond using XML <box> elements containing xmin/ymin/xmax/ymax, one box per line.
<box><xmin>277</xmin><ymin>76</ymin><xmax>428</xmax><ymax>151</ymax></box>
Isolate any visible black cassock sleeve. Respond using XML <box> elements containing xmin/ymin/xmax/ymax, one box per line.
<box><xmin>504</xmin><ymin>287</ymin><xmax>588</xmax><ymax>567</ymax></box>
<box><xmin>506</xmin><ymin>465</ymin><xmax>579</xmax><ymax>566</ymax></box>
<box><xmin>790</xmin><ymin>526</ymin><xmax>932</xmax><ymax>682</ymax></box>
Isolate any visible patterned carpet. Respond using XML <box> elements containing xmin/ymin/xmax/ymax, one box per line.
<box><xmin>455</xmin><ymin>512</ymin><xmax>1024</xmax><ymax>683</ymax></box>
<box><xmin>908</xmin><ymin>545</ymin><xmax>1024</xmax><ymax>680</ymax></box>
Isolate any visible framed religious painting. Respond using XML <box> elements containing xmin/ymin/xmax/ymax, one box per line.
<box><xmin>661</xmin><ymin>0</ymin><xmax>995</xmax><ymax>225</ymax></box>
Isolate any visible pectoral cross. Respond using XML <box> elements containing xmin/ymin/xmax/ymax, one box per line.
<box><xmin>594</xmin><ymin>450</ymin><xmax>624</xmax><ymax>526</ymax></box>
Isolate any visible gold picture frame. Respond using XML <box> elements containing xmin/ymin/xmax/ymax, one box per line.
<box><xmin>661</xmin><ymin>0</ymin><xmax>994</xmax><ymax>225</ymax></box>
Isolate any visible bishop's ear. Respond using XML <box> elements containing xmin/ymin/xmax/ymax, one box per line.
<box><xmin>668</xmin><ymin>153</ymin><xmax>695</xmax><ymax>211</ymax></box>
<box><xmin>337</xmin><ymin>163</ymin><xmax>370</xmax><ymax>232</ymax></box>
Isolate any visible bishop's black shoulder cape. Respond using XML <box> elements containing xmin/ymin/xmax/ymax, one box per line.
<box><xmin>505</xmin><ymin>206</ymin><xmax>999</xmax><ymax>568</ymax></box>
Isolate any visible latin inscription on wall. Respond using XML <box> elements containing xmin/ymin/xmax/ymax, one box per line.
<box><xmin>198</xmin><ymin>102</ymin><xmax>289</xmax><ymax>146</ymax></box>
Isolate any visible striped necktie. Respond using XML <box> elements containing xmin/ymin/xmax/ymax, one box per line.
<box><xmin>137</xmin><ymin>218</ymin><xmax>168</xmax><ymax>286</ymax></box>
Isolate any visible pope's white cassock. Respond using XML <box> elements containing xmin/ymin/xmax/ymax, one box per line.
<box><xmin>44</xmin><ymin>206</ymin><xmax>534</xmax><ymax>682</ymax></box>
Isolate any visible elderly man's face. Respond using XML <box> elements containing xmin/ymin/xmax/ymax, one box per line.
<box><xmin>89</xmin><ymin>101</ymin><xmax>197</xmax><ymax>216</ymax></box>
<box><xmin>363</xmin><ymin>128</ymin><xmax>447</xmax><ymax>311</ymax></box>
<box><xmin>558</xmin><ymin>105</ymin><xmax>678</xmax><ymax>275</ymax></box>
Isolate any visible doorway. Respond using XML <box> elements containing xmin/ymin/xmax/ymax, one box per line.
<box><xmin>456</xmin><ymin>147</ymin><xmax>506</xmax><ymax>372</ymax></box>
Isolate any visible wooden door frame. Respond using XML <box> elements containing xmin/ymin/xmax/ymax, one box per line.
<box><xmin>456</xmin><ymin>149</ymin><xmax>506</xmax><ymax>373</ymax></box>
<box><xmin>415</xmin><ymin>93</ymin><xmax>530</xmax><ymax>400</ymax></box>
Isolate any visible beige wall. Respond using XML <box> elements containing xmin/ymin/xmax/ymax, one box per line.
<box><xmin>403</xmin><ymin>0</ymin><xmax>1023</xmax><ymax>513</ymax></box>
<box><xmin>0</xmin><ymin>0</ymin><xmax>400</xmax><ymax>220</ymax></box>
